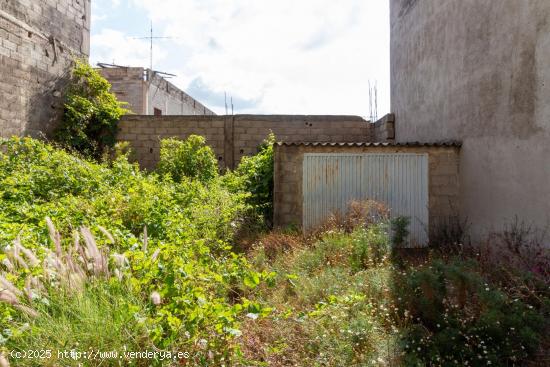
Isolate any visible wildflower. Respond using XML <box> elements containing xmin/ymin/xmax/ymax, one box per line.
<box><xmin>198</xmin><ymin>339</ymin><xmax>208</xmax><ymax>349</ymax></box>
<box><xmin>150</xmin><ymin>291</ymin><xmax>162</xmax><ymax>305</ymax></box>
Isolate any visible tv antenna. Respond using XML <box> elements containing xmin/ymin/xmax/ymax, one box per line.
<box><xmin>368</xmin><ymin>80</ymin><xmax>379</xmax><ymax>122</ymax></box>
<box><xmin>132</xmin><ymin>21</ymin><xmax>175</xmax><ymax>71</ymax></box>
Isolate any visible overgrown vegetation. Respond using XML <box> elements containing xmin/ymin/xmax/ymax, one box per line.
<box><xmin>1</xmin><ymin>135</ymin><xmax>548</xmax><ymax>366</ymax></box>
<box><xmin>224</xmin><ymin>133</ymin><xmax>275</xmax><ymax>228</ymax></box>
<box><xmin>157</xmin><ymin>136</ymin><xmax>218</xmax><ymax>183</ymax></box>
<box><xmin>0</xmin><ymin>136</ymin><xmax>271</xmax><ymax>365</ymax></box>
<box><xmin>54</xmin><ymin>60</ymin><xmax>129</xmax><ymax>159</ymax></box>
<box><xmin>241</xmin><ymin>202</ymin><xmax>549</xmax><ymax>366</ymax></box>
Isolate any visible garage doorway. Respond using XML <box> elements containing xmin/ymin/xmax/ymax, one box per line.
<box><xmin>303</xmin><ymin>153</ymin><xmax>429</xmax><ymax>247</ymax></box>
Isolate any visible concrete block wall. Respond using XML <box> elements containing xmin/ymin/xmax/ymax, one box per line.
<box><xmin>148</xmin><ymin>71</ymin><xmax>215</xmax><ymax>116</ymax></box>
<box><xmin>99</xmin><ymin>67</ymin><xmax>216</xmax><ymax>116</ymax></box>
<box><xmin>273</xmin><ymin>144</ymin><xmax>461</xmax><ymax>241</ymax></box>
<box><xmin>98</xmin><ymin>67</ymin><xmax>146</xmax><ymax>114</ymax></box>
<box><xmin>117</xmin><ymin>115</ymin><xmax>373</xmax><ymax>171</ymax></box>
<box><xmin>373</xmin><ymin>114</ymin><xmax>395</xmax><ymax>141</ymax></box>
<box><xmin>0</xmin><ymin>0</ymin><xmax>91</xmax><ymax>138</ymax></box>
<box><xmin>118</xmin><ymin>115</ymin><xmax>226</xmax><ymax>170</ymax></box>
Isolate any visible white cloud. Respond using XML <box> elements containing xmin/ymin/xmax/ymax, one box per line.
<box><xmin>92</xmin><ymin>0</ymin><xmax>390</xmax><ymax>117</ymax></box>
<box><xmin>91</xmin><ymin>28</ymin><xmax>167</xmax><ymax>68</ymax></box>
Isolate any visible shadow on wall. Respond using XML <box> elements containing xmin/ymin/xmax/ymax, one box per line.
<box><xmin>24</xmin><ymin>67</ymin><xmax>72</xmax><ymax>138</ymax></box>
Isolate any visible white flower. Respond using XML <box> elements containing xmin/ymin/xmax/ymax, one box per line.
<box><xmin>150</xmin><ymin>291</ymin><xmax>161</xmax><ymax>305</ymax></box>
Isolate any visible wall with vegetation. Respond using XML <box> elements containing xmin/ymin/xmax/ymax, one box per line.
<box><xmin>117</xmin><ymin>114</ymin><xmax>373</xmax><ymax>170</ymax></box>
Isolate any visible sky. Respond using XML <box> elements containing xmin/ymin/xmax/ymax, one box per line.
<box><xmin>90</xmin><ymin>0</ymin><xmax>390</xmax><ymax>118</ymax></box>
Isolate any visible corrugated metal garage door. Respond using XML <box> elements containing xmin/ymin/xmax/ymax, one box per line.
<box><xmin>303</xmin><ymin>153</ymin><xmax>429</xmax><ymax>247</ymax></box>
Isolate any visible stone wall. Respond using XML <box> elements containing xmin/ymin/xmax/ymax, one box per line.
<box><xmin>99</xmin><ymin>67</ymin><xmax>215</xmax><ymax>116</ymax></box>
<box><xmin>0</xmin><ymin>0</ymin><xmax>91</xmax><ymax>138</ymax></box>
<box><xmin>98</xmin><ymin>67</ymin><xmax>146</xmax><ymax>115</ymax></box>
<box><xmin>117</xmin><ymin>114</ymin><xmax>373</xmax><ymax>170</ymax></box>
<box><xmin>273</xmin><ymin>143</ymin><xmax>461</xmax><ymax>241</ymax></box>
<box><xmin>390</xmin><ymin>0</ymin><xmax>550</xmax><ymax>239</ymax></box>
<box><xmin>372</xmin><ymin>114</ymin><xmax>395</xmax><ymax>142</ymax></box>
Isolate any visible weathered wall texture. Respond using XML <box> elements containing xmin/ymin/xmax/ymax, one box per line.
<box><xmin>99</xmin><ymin>67</ymin><xmax>215</xmax><ymax>116</ymax></box>
<box><xmin>98</xmin><ymin>67</ymin><xmax>146</xmax><ymax>115</ymax></box>
<box><xmin>373</xmin><ymin>113</ymin><xmax>395</xmax><ymax>142</ymax></box>
<box><xmin>117</xmin><ymin>115</ymin><xmax>372</xmax><ymax>170</ymax></box>
<box><xmin>0</xmin><ymin>0</ymin><xmax>91</xmax><ymax>138</ymax></box>
<box><xmin>273</xmin><ymin>143</ymin><xmax>460</xmax><ymax>240</ymax></box>
<box><xmin>390</xmin><ymin>0</ymin><xmax>550</xmax><ymax>238</ymax></box>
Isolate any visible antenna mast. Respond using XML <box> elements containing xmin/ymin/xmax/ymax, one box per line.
<box><xmin>150</xmin><ymin>21</ymin><xmax>153</xmax><ymax>71</ymax></box>
<box><xmin>132</xmin><ymin>21</ymin><xmax>174</xmax><ymax>71</ymax></box>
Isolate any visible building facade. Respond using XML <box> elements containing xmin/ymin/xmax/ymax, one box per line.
<box><xmin>0</xmin><ymin>0</ymin><xmax>91</xmax><ymax>138</ymax></box>
<box><xmin>98</xmin><ymin>66</ymin><xmax>215</xmax><ymax>116</ymax></box>
<box><xmin>390</xmin><ymin>0</ymin><xmax>550</xmax><ymax>239</ymax></box>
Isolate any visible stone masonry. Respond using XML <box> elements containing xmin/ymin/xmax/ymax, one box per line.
<box><xmin>117</xmin><ymin>114</ymin><xmax>374</xmax><ymax>170</ymax></box>
<box><xmin>0</xmin><ymin>0</ymin><xmax>91</xmax><ymax>138</ymax></box>
<box><xmin>98</xmin><ymin>66</ymin><xmax>215</xmax><ymax>116</ymax></box>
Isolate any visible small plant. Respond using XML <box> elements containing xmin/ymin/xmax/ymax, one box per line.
<box><xmin>55</xmin><ymin>60</ymin><xmax>129</xmax><ymax>159</ymax></box>
<box><xmin>391</xmin><ymin>216</ymin><xmax>410</xmax><ymax>247</ymax></box>
<box><xmin>429</xmin><ymin>214</ymin><xmax>470</xmax><ymax>251</ymax></box>
<box><xmin>157</xmin><ymin>135</ymin><xmax>218</xmax><ymax>182</ymax></box>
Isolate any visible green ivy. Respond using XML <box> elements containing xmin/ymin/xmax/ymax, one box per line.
<box><xmin>54</xmin><ymin>60</ymin><xmax>129</xmax><ymax>159</ymax></box>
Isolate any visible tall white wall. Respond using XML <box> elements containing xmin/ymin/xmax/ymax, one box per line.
<box><xmin>390</xmin><ymin>0</ymin><xmax>550</xmax><ymax>239</ymax></box>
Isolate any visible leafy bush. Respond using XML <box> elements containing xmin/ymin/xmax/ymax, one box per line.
<box><xmin>391</xmin><ymin>216</ymin><xmax>410</xmax><ymax>247</ymax></box>
<box><xmin>54</xmin><ymin>60</ymin><xmax>129</xmax><ymax>159</ymax></box>
<box><xmin>223</xmin><ymin>134</ymin><xmax>275</xmax><ymax>226</ymax></box>
<box><xmin>395</xmin><ymin>259</ymin><xmax>547</xmax><ymax>366</ymax></box>
<box><xmin>0</xmin><ymin>137</ymin><xmax>270</xmax><ymax>365</ymax></box>
<box><xmin>157</xmin><ymin>136</ymin><xmax>218</xmax><ymax>182</ymax></box>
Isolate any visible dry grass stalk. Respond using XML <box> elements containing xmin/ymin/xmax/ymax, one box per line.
<box><xmin>312</xmin><ymin>200</ymin><xmax>390</xmax><ymax>237</ymax></box>
<box><xmin>98</xmin><ymin>225</ymin><xmax>115</xmax><ymax>244</ymax></box>
<box><xmin>0</xmin><ymin>218</ymin><xmax>126</xmax><ymax>319</ymax></box>
<box><xmin>142</xmin><ymin>225</ymin><xmax>148</xmax><ymax>253</ymax></box>
<box><xmin>45</xmin><ymin>216</ymin><xmax>62</xmax><ymax>258</ymax></box>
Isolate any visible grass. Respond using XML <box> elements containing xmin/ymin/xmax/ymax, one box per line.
<box><xmin>8</xmin><ymin>282</ymin><xmax>151</xmax><ymax>367</ymax></box>
<box><xmin>238</xmin><ymin>219</ymin><xmax>549</xmax><ymax>366</ymax></box>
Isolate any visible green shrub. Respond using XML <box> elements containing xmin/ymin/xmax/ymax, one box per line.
<box><xmin>395</xmin><ymin>259</ymin><xmax>548</xmax><ymax>366</ymax></box>
<box><xmin>0</xmin><ymin>137</ymin><xmax>269</xmax><ymax>365</ymax></box>
<box><xmin>391</xmin><ymin>216</ymin><xmax>410</xmax><ymax>247</ymax></box>
<box><xmin>55</xmin><ymin>60</ymin><xmax>129</xmax><ymax>159</ymax></box>
<box><xmin>223</xmin><ymin>134</ymin><xmax>275</xmax><ymax>226</ymax></box>
<box><xmin>157</xmin><ymin>136</ymin><xmax>218</xmax><ymax>182</ymax></box>
<box><xmin>243</xmin><ymin>221</ymin><xmax>548</xmax><ymax>366</ymax></box>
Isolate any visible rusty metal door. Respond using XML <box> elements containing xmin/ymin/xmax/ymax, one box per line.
<box><xmin>303</xmin><ymin>153</ymin><xmax>429</xmax><ymax>247</ymax></box>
